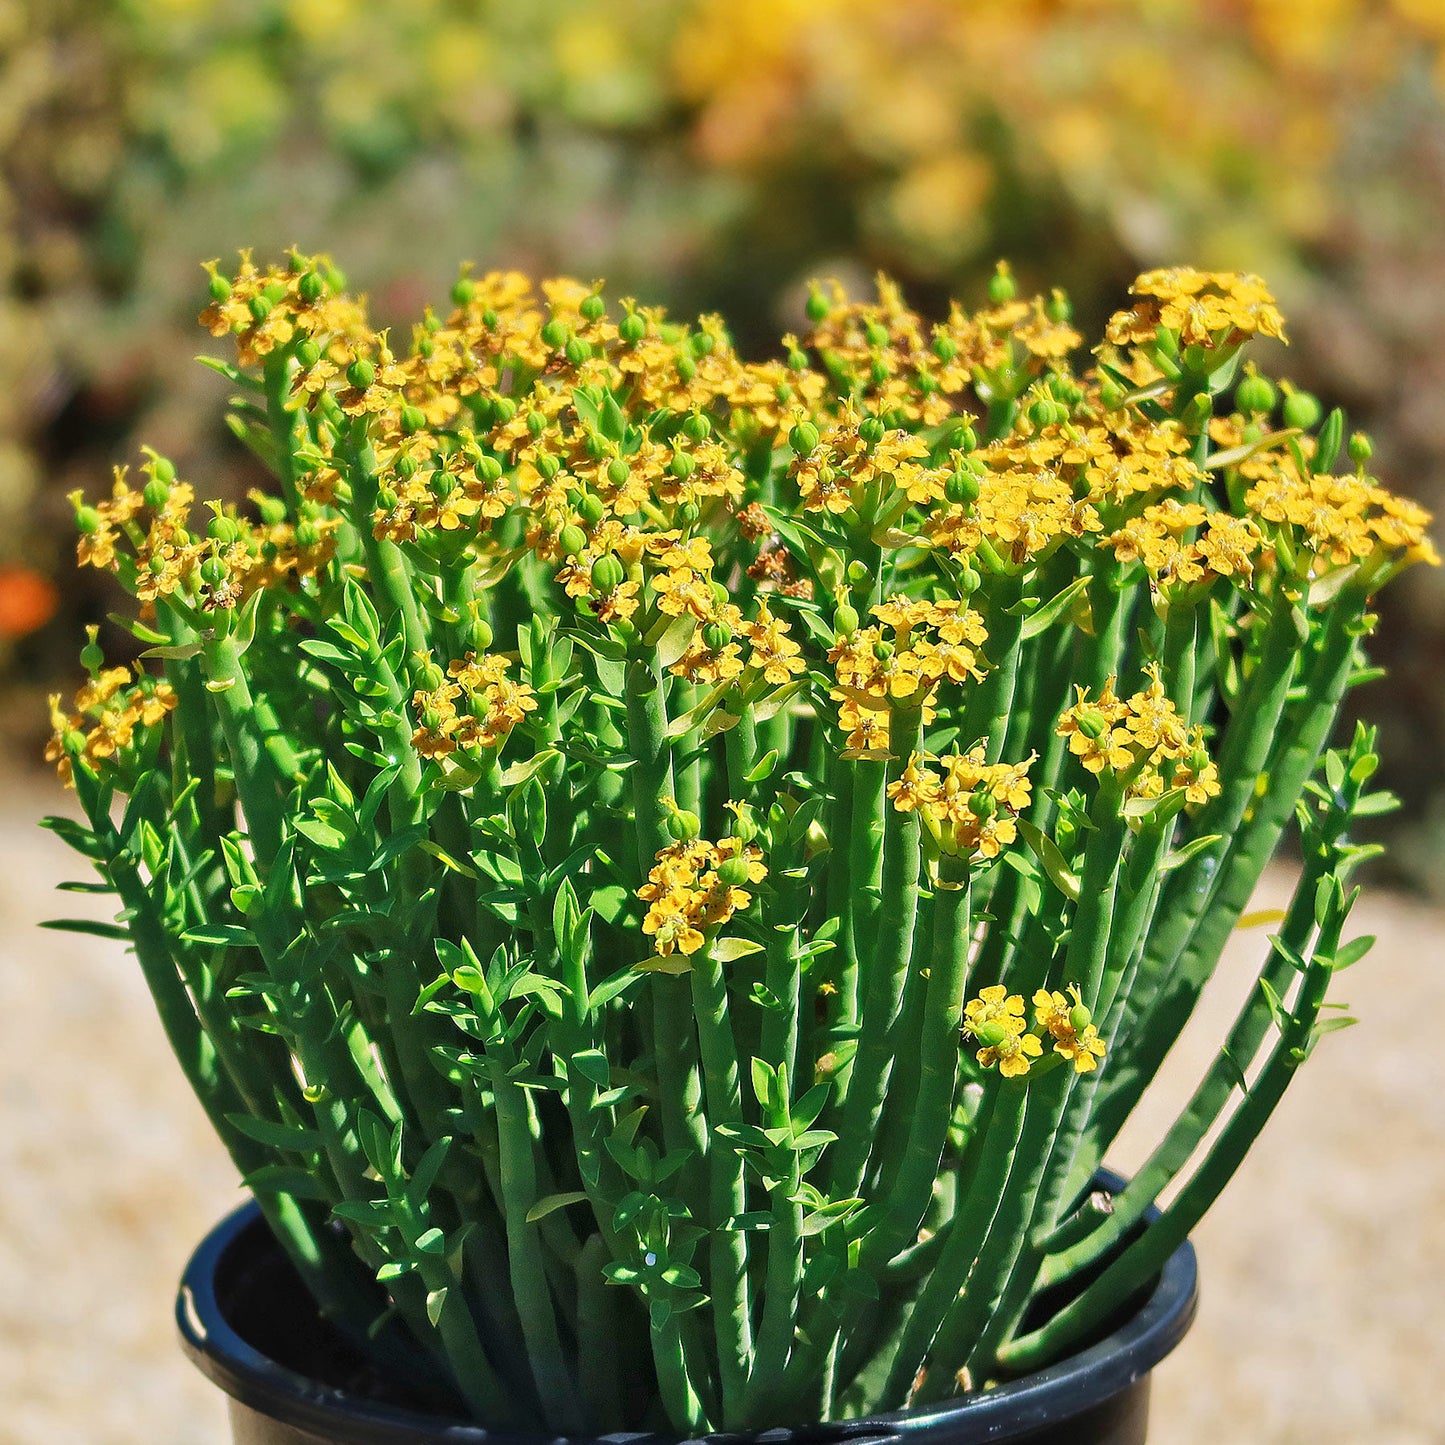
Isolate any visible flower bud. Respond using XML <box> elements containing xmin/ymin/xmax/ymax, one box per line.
<box><xmin>451</xmin><ymin>275</ymin><xmax>476</xmax><ymax>307</ymax></box>
<box><xmin>789</xmin><ymin>419</ymin><xmax>820</xmax><ymax>454</ymax></box>
<box><xmin>677</xmin><ymin>501</ymin><xmax>701</xmax><ymax>526</ymax></box>
<box><xmin>1073</xmin><ymin>708</ymin><xmax>1107</xmax><ymax>740</ymax></box>
<box><xmin>491</xmin><ymin>397</ymin><xmax>517</xmax><ymax>425</ymax></box>
<box><xmin>577</xmin><ymin>491</ymin><xmax>606</xmax><ymax>526</ymax></box>
<box><xmin>805</xmin><ymin>283</ymin><xmax>830</xmax><ymax>324</ymax></box>
<box><xmin>974</xmin><ymin>1020</ymin><xmax>1010</xmax><ymax>1049</ymax></box>
<box><xmin>1069</xmin><ymin>999</ymin><xmax>1092</xmax><ymax>1033</ymax></box>
<box><xmin>75</xmin><ymin>505</ymin><xmax>102</xmax><ymax>534</ymax></box>
<box><xmin>143</xmin><ymin>477</ymin><xmax>171</xmax><ymax>510</ymax></box>
<box><xmin>729</xmin><ymin>803</ymin><xmax>759</xmax><ymax>842</ymax></box>
<box><xmin>702</xmin><ymin>621</ymin><xmax>732</xmax><ymax>653</ymax></box>
<box><xmin>208</xmin><ymin>272</ymin><xmax>232</xmax><ymax>302</ymax></box>
<box><xmin>200</xmin><ymin>554</ymin><xmax>228</xmax><ymax>587</ymax></box>
<box><xmin>467</xmin><ymin>616</ymin><xmax>494</xmax><ymax>652</ymax></box>
<box><xmin>80</xmin><ymin>628</ymin><xmax>105</xmax><ymax>672</ymax></box>
<box><xmin>346</xmin><ymin>358</ymin><xmax>375</xmax><ymax>391</ymax></box>
<box><xmin>834</xmin><ymin>602</ymin><xmax>860</xmax><ymax>636</ymax></box>
<box><xmin>377</xmin><ymin>485</ymin><xmax>400</xmax><ymax>510</ymax></box>
<box><xmin>1349</xmin><ymin>431</ymin><xmax>1373</xmax><ymax>466</ymax></box>
<box><xmin>932</xmin><ymin>333</ymin><xmax>958</xmax><ymax>363</ymax></box>
<box><xmin>580</xmin><ymin>292</ymin><xmax>606</xmax><ymax>323</ymax></box>
<box><xmin>257</xmin><ymin>495</ymin><xmax>287</xmax><ymax>525</ymax></box>
<box><xmin>865</xmin><ymin>321</ymin><xmax>890</xmax><ymax>349</ymax></box>
<box><xmin>591</xmin><ymin>553</ymin><xmax>626</xmax><ymax>594</ymax></box>
<box><xmin>873</xmin><ymin>639</ymin><xmax>895</xmax><ymax>662</ymax></box>
<box><xmin>988</xmin><ymin>262</ymin><xmax>1016</xmax><ymax>305</ymax></box>
<box><xmin>1235</xmin><ymin>371</ymin><xmax>1276</xmax><ymax>416</ymax></box>
<box><xmin>401</xmin><ymin>405</ymin><xmax>427</xmax><ymax>436</ymax></box>
<box><xmin>297</xmin><ymin>270</ymin><xmax>326</xmax><ymax>304</ymax></box>
<box><xmin>609</xmin><ymin>457</ymin><xmax>632</xmax><ymax>486</ymax></box>
<box><xmin>1047</xmin><ymin>288</ymin><xmax>1072</xmax><ymax>324</ymax></box>
<box><xmin>709</xmin><ymin>580</ymin><xmax>730</xmax><ymax>609</ymax></box>
<box><xmin>846</xmin><ymin>560</ymin><xmax>871</xmax><ymax>588</ymax></box>
<box><xmin>475</xmin><ymin>454</ymin><xmax>504</xmax><ymax>483</ymax></box>
<box><xmin>295</xmin><ymin>338</ymin><xmax>322</xmax><ymax>368</ymax></box>
<box><xmin>668</xmin><ymin>452</ymin><xmax>696</xmax><ymax>480</ymax></box>
<box><xmin>1281</xmin><ymin>387</ymin><xmax>1322</xmax><ymax>431</ymax></box>
<box><xmin>207</xmin><ymin>516</ymin><xmax>240</xmax><ymax>545</ymax></box>
<box><xmin>1028</xmin><ymin>398</ymin><xmax>1066</xmax><ymax>430</ymax></box>
<box><xmin>527</xmin><ymin>410</ymin><xmax>548</xmax><ymax>438</ymax></box>
<box><xmin>540</xmin><ymin>319</ymin><xmax>568</xmax><ymax>349</ymax></box>
<box><xmin>565</xmin><ymin>337</ymin><xmax>591</xmax><ymax>367</ymax></box>
<box><xmin>248</xmin><ymin>294</ymin><xmax>273</xmax><ymax>323</ymax></box>
<box><xmin>960</xmin><ymin>565</ymin><xmax>982</xmax><ymax>594</ymax></box>
<box><xmin>945</xmin><ymin>469</ymin><xmax>980</xmax><ymax>506</ymax></box>
<box><xmin>683</xmin><ymin>410</ymin><xmax>711</xmax><ymax>442</ymax></box>
<box><xmin>690</xmin><ymin>331</ymin><xmax>715</xmax><ymax>358</ymax></box>
<box><xmin>295</xmin><ymin>520</ymin><xmax>321</xmax><ymax>549</ymax></box>
<box><xmin>619</xmin><ymin>310</ymin><xmax>646</xmax><ymax>344</ymax></box>
<box><xmin>858</xmin><ymin>416</ymin><xmax>886</xmax><ymax>446</ymax></box>
<box><xmin>675</xmin><ymin>355</ymin><xmax>697</xmax><ymax>382</ymax></box>
<box><xmin>717</xmin><ymin>854</ymin><xmax>751</xmax><ymax>888</ymax></box>
<box><xmin>558</xmin><ymin>524</ymin><xmax>588</xmax><ymax>558</ymax></box>
<box><xmin>535</xmin><ymin>453</ymin><xmax>561</xmax><ymax>480</ymax></box>
<box><xmin>666</xmin><ymin>808</ymin><xmax>702</xmax><ymax>841</ymax></box>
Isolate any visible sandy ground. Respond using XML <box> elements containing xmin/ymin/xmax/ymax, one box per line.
<box><xmin>3</xmin><ymin>776</ymin><xmax>1441</xmax><ymax>1445</ymax></box>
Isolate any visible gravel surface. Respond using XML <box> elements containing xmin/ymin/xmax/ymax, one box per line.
<box><xmin>3</xmin><ymin>779</ymin><xmax>1441</xmax><ymax>1444</ymax></box>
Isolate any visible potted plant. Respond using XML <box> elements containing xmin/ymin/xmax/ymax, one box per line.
<box><xmin>44</xmin><ymin>254</ymin><xmax>1434</xmax><ymax>1442</ymax></box>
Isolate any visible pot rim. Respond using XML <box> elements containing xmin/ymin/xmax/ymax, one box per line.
<box><xmin>177</xmin><ymin>1167</ymin><xmax>1197</xmax><ymax>1445</ymax></box>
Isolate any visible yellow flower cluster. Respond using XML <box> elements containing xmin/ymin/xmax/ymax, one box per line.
<box><xmin>828</xmin><ymin>598</ymin><xmax>988</xmax><ymax>756</ymax></box>
<box><xmin>45</xmin><ymin>665</ymin><xmax>177</xmax><ymax>785</ymax></box>
<box><xmin>1104</xmin><ymin>502</ymin><xmax>1264</xmax><ymax>595</ymax></box>
<box><xmin>887</xmin><ymin>748</ymin><xmax>1035</xmax><ymax>860</ymax></box>
<box><xmin>963</xmin><ymin>983</ymin><xmax>1109</xmax><ymax>1079</ymax></box>
<box><xmin>1105</xmin><ymin>269</ymin><xmax>1287</xmax><ymax>351</ymax></box>
<box><xmin>410</xmin><ymin>654</ymin><xmax>538</xmax><ymax>760</ymax></box>
<box><xmin>1056</xmin><ymin>674</ymin><xmax>1220</xmax><ymax>805</ymax></box>
<box><xmin>637</xmin><ymin>833</ymin><xmax>768</xmax><ymax>958</ymax></box>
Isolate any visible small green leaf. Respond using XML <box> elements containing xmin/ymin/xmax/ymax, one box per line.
<box><xmin>425</xmin><ymin>1288</ymin><xmax>448</xmax><ymax>1327</ymax></box>
<box><xmin>1330</xmin><ymin>935</ymin><xmax>1375</xmax><ymax>971</ymax></box>
<box><xmin>712</xmin><ymin>936</ymin><xmax>765</xmax><ymax>963</ymax></box>
<box><xmin>40</xmin><ymin>918</ymin><xmax>131</xmax><ymax>942</ymax></box>
<box><xmin>526</xmin><ymin>1192</ymin><xmax>590</xmax><ymax>1224</ymax></box>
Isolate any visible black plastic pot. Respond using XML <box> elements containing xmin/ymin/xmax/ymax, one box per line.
<box><xmin>177</xmin><ymin>1176</ymin><xmax>1197</xmax><ymax>1445</ymax></box>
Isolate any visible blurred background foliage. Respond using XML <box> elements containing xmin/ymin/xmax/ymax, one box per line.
<box><xmin>5</xmin><ymin>0</ymin><xmax>1445</xmax><ymax>882</ymax></box>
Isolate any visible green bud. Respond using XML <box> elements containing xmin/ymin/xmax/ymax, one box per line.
<box><xmin>558</xmin><ymin>525</ymin><xmax>588</xmax><ymax>558</ymax></box>
<box><xmin>468</xmin><ymin>617</ymin><xmax>494</xmax><ymax>652</ymax></box>
<box><xmin>932</xmin><ymin>333</ymin><xmax>958</xmax><ymax>362</ymax></box>
<box><xmin>151</xmin><ymin>456</ymin><xmax>176</xmax><ymax>484</ymax></box>
<box><xmin>401</xmin><ymin>405</ymin><xmax>427</xmax><ymax>436</ymax></box>
<box><xmin>1069</xmin><ymin>999</ymin><xmax>1092</xmax><ymax>1033</ymax></box>
<box><xmin>377</xmin><ymin>485</ymin><xmax>400</xmax><ymax>510</ymax></box>
<box><xmin>207</xmin><ymin>273</ymin><xmax>232</xmax><ymax>302</ymax></box>
<box><xmin>709</xmin><ymin>580</ymin><xmax>729</xmax><ymax>609</ymax></box>
<box><xmin>960</xmin><ymin>565</ymin><xmax>982</xmax><ymax>594</ymax></box>
<box><xmin>143</xmin><ymin>478</ymin><xmax>171</xmax><ymax>510</ymax></box>
<box><xmin>527</xmin><ymin>410</ymin><xmax>549</xmax><ymax>438</ymax></box>
<box><xmin>577</xmin><ymin>492</ymin><xmax>606</xmax><ymax>526</ymax></box>
<box><xmin>945</xmin><ymin>469</ymin><xmax>980</xmax><ymax>506</ymax></box>
<box><xmin>974</xmin><ymin>1021</ymin><xmax>1010</xmax><ymax>1049</ymax></box>
<box><xmin>786</xmin><ymin>346</ymin><xmax>810</xmax><ymax>371</ymax></box>
<box><xmin>619</xmin><ymin>310</ymin><xmax>646</xmax><ymax>344</ymax></box>
<box><xmin>257</xmin><ymin>496</ymin><xmax>287</xmax><ymax>525</ymax></box>
<box><xmin>690</xmin><ymin>330</ymin><xmax>716</xmax><ymax>358</ymax></box>
<box><xmin>591</xmin><ymin>554</ymin><xmax>626</xmax><ymax>594</ymax></box>
<box><xmin>1235</xmin><ymin>371</ymin><xmax>1276</xmax><ymax>416</ymax></box>
<box><xmin>668</xmin><ymin>452</ymin><xmax>696</xmax><ymax>480</ymax></box>
<box><xmin>207</xmin><ymin>516</ymin><xmax>240</xmax><ymax>545</ymax></box>
<box><xmin>683</xmin><ymin>411</ymin><xmax>711</xmax><ymax>442</ymax></box>
<box><xmin>789</xmin><ymin>419</ymin><xmax>821</xmax><ymax>454</ymax></box>
<box><xmin>1348</xmin><ymin>431</ymin><xmax>1373</xmax><ymax>465</ymax></box>
<box><xmin>248</xmin><ymin>294</ymin><xmax>273</xmax><ymax>323</ymax></box>
<box><xmin>75</xmin><ymin>505</ymin><xmax>102</xmax><ymax>535</ymax></box>
<box><xmin>324</xmin><ymin>265</ymin><xmax>347</xmax><ymax>293</ymax></box>
<box><xmin>805</xmin><ymin>284</ymin><xmax>830</xmax><ymax>324</ymax></box>
<box><xmin>480</xmin><ymin>306</ymin><xmax>499</xmax><ymax>329</ymax></box>
<box><xmin>297</xmin><ymin>270</ymin><xmax>326</xmax><ymax>304</ymax></box>
<box><xmin>717</xmin><ymin>854</ymin><xmax>751</xmax><ymax>888</ymax></box>
<box><xmin>80</xmin><ymin>633</ymin><xmax>105</xmax><ymax>672</ymax></box>
<box><xmin>200</xmin><ymin>555</ymin><xmax>228</xmax><ymax>587</ymax></box>
<box><xmin>451</xmin><ymin>275</ymin><xmax>476</xmax><ymax>307</ymax></box>
<box><xmin>1028</xmin><ymin>398</ymin><xmax>1066</xmax><ymax>430</ymax></box>
<box><xmin>666</xmin><ymin>809</ymin><xmax>702</xmax><ymax>842</ymax></box>
<box><xmin>1073</xmin><ymin>708</ymin><xmax>1107</xmax><ymax>740</ymax></box>
<box><xmin>859</xmin><ymin>416</ymin><xmax>886</xmax><ymax>446</ymax></box>
<box><xmin>565</xmin><ymin>337</ymin><xmax>591</xmax><ymax>367</ymax></box>
<box><xmin>491</xmin><ymin>396</ymin><xmax>517</xmax><ymax>425</ymax></box>
<box><xmin>873</xmin><ymin>639</ymin><xmax>895</xmax><ymax>663</ymax></box>
<box><xmin>729</xmin><ymin>804</ymin><xmax>759</xmax><ymax>843</ymax></box>
<box><xmin>677</xmin><ymin>500</ymin><xmax>701</xmax><ymax>526</ymax></box>
<box><xmin>540</xmin><ymin>318</ymin><xmax>568</xmax><ymax>349</ymax></box>
<box><xmin>295</xmin><ymin>520</ymin><xmax>321</xmax><ymax>549</ymax></box>
<box><xmin>1046</xmin><ymin>288</ymin><xmax>1072</xmax><ymax>324</ymax></box>
<box><xmin>1281</xmin><ymin>387</ymin><xmax>1323</xmax><ymax>431</ymax></box>
<box><xmin>580</xmin><ymin>293</ymin><xmax>606</xmax><ymax>323</ymax></box>
<box><xmin>865</xmin><ymin>321</ymin><xmax>890</xmax><ymax>349</ymax></box>
<box><xmin>675</xmin><ymin>355</ymin><xmax>697</xmax><ymax>382</ymax></box>
<box><xmin>610</xmin><ymin>457</ymin><xmax>634</xmax><ymax>486</ymax></box>
<box><xmin>295</xmin><ymin>338</ymin><xmax>322</xmax><ymax>368</ymax></box>
<box><xmin>346</xmin><ymin>358</ymin><xmax>375</xmax><ymax>391</ymax></box>
<box><xmin>971</xmin><ymin>788</ymin><xmax>998</xmax><ymax>820</ymax></box>
<box><xmin>988</xmin><ymin>262</ymin><xmax>1016</xmax><ymax>305</ymax></box>
<box><xmin>702</xmin><ymin>621</ymin><xmax>732</xmax><ymax>653</ymax></box>
<box><xmin>535</xmin><ymin>453</ymin><xmax>561</xmax><ymax>480</ymax></box>
<box><xmin>475</xmin><ymin>455</ymin><xmax>504</xmax><ymax>483</ymax></box>
<box><xmin>846</xmin><ymin>560</ymin><xmax>871</xmax><ymax>588</ymax></box>
<box><xmin>394</xmin><ymin>454</ymin><xmax>418</xmax><ymax>482</ymax></box>
<box><xmin>834</xmin><ymin>603</ymin><xmax>860</xmax><ymax>636</ymax></box>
